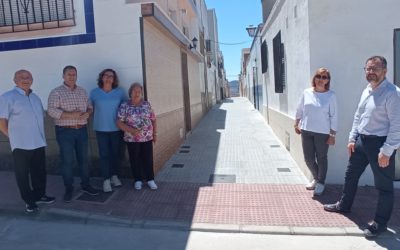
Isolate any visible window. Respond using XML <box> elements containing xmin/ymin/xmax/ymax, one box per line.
<box><xmin>273</xmin><ymin>31</ymin><xmax>285</xmax><ymax>93</ymax></box>
<box><xmin>261</xmin><ymin>40</ymin><xmax>268</xmax><ymax>73</ymax></box>
<box><xmin>395</xmin><ymin>29</ymin><xmax>400</xmax><ymax>86</ymax></box>
<box><xmin>205</xmin><ymin>39</ymin><xmax>211</xmax><ymax>54</ymax></box>
<box><xmin>0</xmin><ymin>0</ymin><xmax>75</xmax><ymax>34</ymax></box>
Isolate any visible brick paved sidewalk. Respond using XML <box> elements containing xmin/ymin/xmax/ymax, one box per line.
<box><xmin>1</xmin><ymin>171</ymin><xmax>399</xmax><ymax>231</ymax></box>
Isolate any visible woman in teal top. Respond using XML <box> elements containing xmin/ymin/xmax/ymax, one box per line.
<box><xmin>90</xmin><ymin>69</ymin><xmax>126</xmax><ymax>192</ymax></box>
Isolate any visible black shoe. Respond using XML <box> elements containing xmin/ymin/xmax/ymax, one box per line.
<box><xmin>25</xmin><ymin>203</ymin><xmax>38</xmax><ymax>213</ymax></box>
<box><xmin>63</xmin><ymin>190</ymin><xmax>73</xmax><ymax>203</ymax></box>
<box><xmin>36</xmin><ymin>195</ymin><xmax>56</xmax><ymax>204</ymax></box>
<box><xmin>323</xmin><ymin>201</ymin><xmax>350</xmax><ymax>213</ymax></box>
<box><xmin>82</xmin><ymin>185</ymin><xmax>99</xmax><ymax>196</ymax></box>
<box><xmin>363</xmin><ymin>221</ymin><xmax>387</xmax><ymax>238</ymax></box>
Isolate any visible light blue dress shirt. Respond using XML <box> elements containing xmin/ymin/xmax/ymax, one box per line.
<box><xmin>0</xmin><ymin>87</ymin><xmax>46</xmax><ymax>151</ymax></box>
<box><xmin>349</xmin><ymin>79</ymin><xmax>400</xmax><ymax>156</ymax></box>
<box><xmin>89</xmin><ymin>87</ymin><xmax>126</xmax><ymax>132</ymax></box>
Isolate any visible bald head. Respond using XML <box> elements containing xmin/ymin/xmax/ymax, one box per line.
<box><xmin>14</xmin><ymin>69</ymin><xmax>33</xmax><ymax>95</ymax></box>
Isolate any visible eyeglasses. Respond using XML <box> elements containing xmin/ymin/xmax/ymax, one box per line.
<box><xmin>103</xmin><ymin>74</ymin><xmax>115</xmax><ymax>78</ymax></box>
<box><xmin>364</xmin><ymin>67</ymin><xmax>384</xmax><ymax>72</ymax></box>
<box><xmin>315</xmin><ymin>75</ymin><xmax>329</xmax><ymax>80</ymax></box>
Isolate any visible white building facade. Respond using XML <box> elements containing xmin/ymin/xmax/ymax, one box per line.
<box><xmin>245</xmin><ymin>0</ymin><xmax>400</xmax><ymax>185</ymax></box>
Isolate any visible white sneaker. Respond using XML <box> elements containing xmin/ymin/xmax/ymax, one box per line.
<box><xmin>313</xmin><ymin>183</ymin><xmax>325</xmax><ymax>196</ymax></box>
<box><xmin>134</xmin><ymin>181</ymin><xmax>142</xmax><ymax>190</ymax></box>
<box><xmin>147</xmin><ymin>180</ymin><xmax>158</xmax><ymax>190</ymax></box>
<box><xmin>103</xmin><ymin>179</ymin><xmax>112</xmax><ymax>193</ymax></box>
<box><xmin>306</xmin><ymin>179</ymin><xmax>317</xmax><ymax>190</ymax></box>
<box><xmin>111</xmin><ymin>175</ymin><xmax>122</xmax><ymax>187</ymax></box>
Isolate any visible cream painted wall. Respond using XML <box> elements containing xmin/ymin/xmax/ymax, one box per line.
<box><xmin>143</xmin><ymin>20</ymin><xmax>184</xmax><ymax>116</ymax></box>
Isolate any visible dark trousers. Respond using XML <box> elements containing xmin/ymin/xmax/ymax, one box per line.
<box><xmin>55</xmin><ymin>126</ymin><xmax>89</xmax><ymax>191</ymax></box>
<box><xmin>96</xmin><ymin>131</ymin><xmax>123</xmax><ymax>179</ymax></box>
<box><xmin>301</xmin><ymin>130</ymin><xmax>330</xmax><ymax>184</ymax></box>
<box><xmin>12</xmin><ymin>147</ymin><xmax>46</xmax><ymax>205</ymax></box>
<box><xmin>340</xmin><ymin>135</ymin><xmax>395</xmax><ymax>225</ymax></box>
<box><xmin>126</xmin><ymin>140</ymin><xmax>154</xmax><ymax>182</ymax></box>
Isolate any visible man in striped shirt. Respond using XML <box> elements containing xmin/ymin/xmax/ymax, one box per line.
<box><xmin>48</xmin><ymin>65</ymin><xmax>99</xmax><ymax>202</ymax></box>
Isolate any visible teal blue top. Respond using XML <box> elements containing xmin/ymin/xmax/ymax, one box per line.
<box><xmin>90</xmin><ymin>87</ymin><xmax>126</xmax><ymax>132</ymax></box>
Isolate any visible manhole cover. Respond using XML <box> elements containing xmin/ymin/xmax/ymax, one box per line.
<box><xmin>277</xmin><ymin>168</ymin><xmax>291</xmax><ymax>172</ymax></box>
<box><xmin>209</xmin><ymin>174</ymin><xmax>236</xmax><ymax>183</ymax></box>
<box><xmin>76</xmin><ymin>191</ymin><xmax>113</xmax><ymax>203</ymax></box>
<box><xmin>171</xmin><ymin>163</ymin><xmax>184</xmax><ymax>168</ymax></box>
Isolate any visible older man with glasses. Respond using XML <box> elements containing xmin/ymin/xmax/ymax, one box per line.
<box><xmin>324</xmin><ymin>56</ymin><xmax>400</xmax><ymax>238</ymax></box>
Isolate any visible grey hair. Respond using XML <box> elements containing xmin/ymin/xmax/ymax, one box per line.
<box><xmin>128</xmin><ymin>82</ymin><xmax>143</xmax><ymax>98</ymax></box>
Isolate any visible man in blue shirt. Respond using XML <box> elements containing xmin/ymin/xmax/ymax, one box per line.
<box><xmin>324</xmin><ymin>56</ymin><xmax>400</xmax><ymax>238</ymax></box>
<box><xmin>0</xmin><ymin>70</ymin><xmax>55</xmax><ymax>213</ymax></box>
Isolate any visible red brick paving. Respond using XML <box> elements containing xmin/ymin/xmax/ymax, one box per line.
<box><xmin>1</xmin><ymin>171</ymin><xmax>399</xmax><ymax>229</ymax></box>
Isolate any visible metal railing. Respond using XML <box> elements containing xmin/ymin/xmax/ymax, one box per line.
<box><xmin>0</xmin><ymin>0</ymin><xmax>75</xmax><ymax>33</ymax></box>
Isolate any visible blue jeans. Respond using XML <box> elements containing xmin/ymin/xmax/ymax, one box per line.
<box><xmin>55</xmin><ymin>126</ymin><xmax>89</xmax><ymax>191</ymax></box>
<box><xmin>340</xmin><ymin>134</ymin><xmax>395</xmax><ymax>225</ymax></box>
<box><xmin>96</xmin><ymin>131</ymin><xmax>122</xmax><ymax>179</ymax></box>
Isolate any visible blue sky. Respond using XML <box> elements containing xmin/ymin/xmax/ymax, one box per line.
<box><xmin>205</xmin><ymin>0</ymin><xmax>262</xmax><ymax>82</ymax></box>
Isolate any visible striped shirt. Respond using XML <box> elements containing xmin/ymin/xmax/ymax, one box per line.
<box><xmin>47</xmin><ymin>84</ymin><xmax>92</xmax><ymax>126</ymax></box>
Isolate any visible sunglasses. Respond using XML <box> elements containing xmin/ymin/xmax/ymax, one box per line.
<box><xmin>315</xmin><ymin>75</ymin><xmax>329</xmax><ymax>80</ymax></box>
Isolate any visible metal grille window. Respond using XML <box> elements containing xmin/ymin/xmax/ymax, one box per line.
<box><xmin>273</xmin><ymin>31</ymin><xmax>285</xmax><ymax>93</ymax></box>
<box><xmin>261</xmin><ymin>40</ymin><xmax>268</xmax><ymax>73</ymax></box>
<box><xmin>0</xmin><ymin>0</ymin><xmax>75</xmax><ymax>34</ymax></box>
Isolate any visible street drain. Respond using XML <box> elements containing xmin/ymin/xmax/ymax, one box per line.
<box><xmin>179</xmin><ymin>150</ymin><xmax>190</xmax><ymax>153</ymax></box>
<box><xmin>209</xmin><ymin>174</ymin><xmax>236</xmax><ymax>183</ymax></box>
<box><xmin>181</xmin><ymin>145</ymin><xmax>191</xmax><ymax>149</ymax></box>
<box><xmin>171</xmin><ymin>164</ymin><xmax>184</xmax><ymax>168</ymax></box>
<box><xmin>270</xmin><ymin>145</ymin><xmax>280</xmax><ymax>148</ymax></box>
<box><xmin>277</xmin><ymin>168</ymin><xmax>291</xmax><ymax>172</ymax></box>
<box><xmin>76</xmin><ymin>191</ymin><xmax>114</xmax><ymax>203</ymax></box>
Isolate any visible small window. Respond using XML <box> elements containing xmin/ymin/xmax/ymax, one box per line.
<box><xmin>206</xmin><ymin>39</ymin><xmax>211</xmax><ymax>54</ymax></box>
<box><xmin>273</xmin><ymin>31</ymin><xmax>285</xmax><ymax>93</ymax></box>
<box><xmin>0</xmin><ymin>0</ymin><xmax>75</xmax><ymax>34</ymax></box>
<box><xmin>261</xmin><ymin>40</ymin><xmax>268</xmax><ymax>73</ymax></box>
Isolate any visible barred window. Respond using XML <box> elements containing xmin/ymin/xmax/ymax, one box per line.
<box><xmin>273</xmin><ymin>31</ymin><xmax>285</xmax><ymax>93</ymax></box>
<box><xmin>0</xmin><ymin>0</ymin><xmax>75</xmax><ymax>34</ymax></box>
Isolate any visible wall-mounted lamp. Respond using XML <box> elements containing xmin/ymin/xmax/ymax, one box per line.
<box><xmin>246</xmin><ymin>25</ymin><xmax>257</xmax><ymax>37</ymax></box>
<box><xmin>189</xmin><ymin>37</ymin><xmax>198</xmax><ymax>50</ymax></box>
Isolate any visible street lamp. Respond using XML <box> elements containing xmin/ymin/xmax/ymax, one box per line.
<box><xmin>189</xmin><ymin>37</ymin><xmax>198</xmax><ymax>50</ymax></box>
<box><xmin>246</xmin><ymin>25</ymin><xmax>257</xmax><ymax>37</ymax></box>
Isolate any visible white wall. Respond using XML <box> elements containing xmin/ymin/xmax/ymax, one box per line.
<box><xmin>261</xmin><ymin>0</ymin><xmax>400</xmax><ymax>186</ymax></box>
<box><xmin>0</xmin><ymin>0</ymin><xmax>143</xmax><ymax>106</ymax></box>
<box><xmin>309</xmin><ymin>0</ymin><xmax>400</xmax><ymax>185</ymax></box>
<box><xmin>262</xmin><ymin>0</ymin><xmax>311</xmax><ymax>113</ymax></box>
